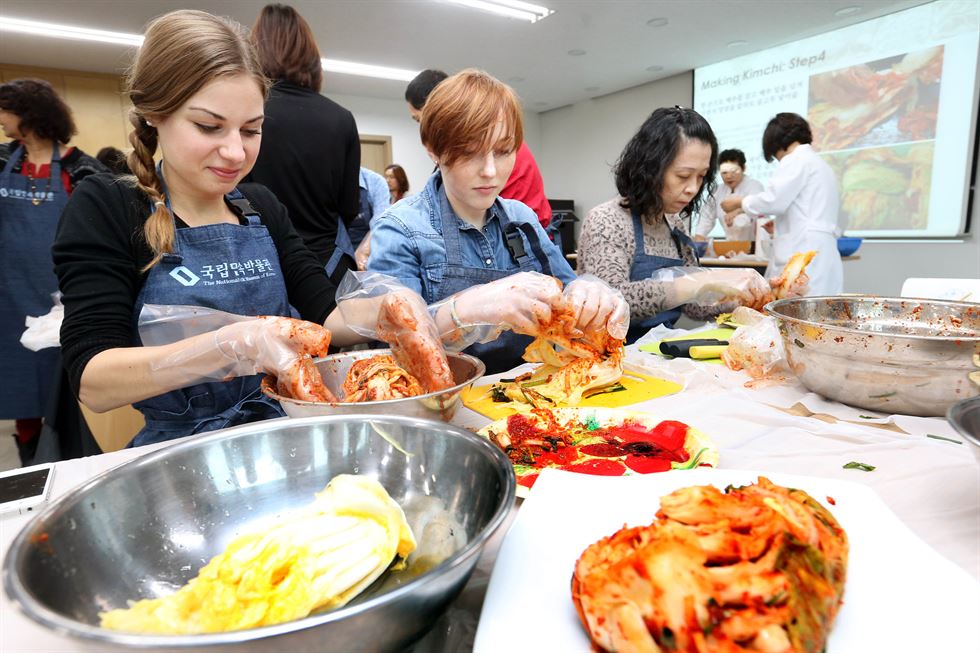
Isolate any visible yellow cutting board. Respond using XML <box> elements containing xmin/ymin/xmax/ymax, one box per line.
<box><xmin>639</xmin><ymin>327</ymin><xmax>736</xmax><ymax>364</ymax></box>
<box><xmin>461</xmin><ymin>371</ymin><xmax>683</xmax><ymax>421</ymax></box>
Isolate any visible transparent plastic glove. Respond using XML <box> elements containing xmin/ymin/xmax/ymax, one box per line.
<box><xmin>336</xmin><ymin>270</ymin><xmax>428</xmax><ymax>339</ymax></box>
<box><xmin>140</xmin><ymin>305</ymin><xmax>335</xmax><ymax>402</ymax></box>
<box><xmin>335</xmin><ymin>271</ymin><xmax>453</xmax><ymax>391</ymax></box>
<box><xmin>354</xmin><ymin>232</ymin><xmax>371</xmax><ymax>271</ymax></box>
<box><xmin>655</xmin><ymin>267</ymin><xmax>773</xmax><ymax>311</ymax></box>
<box><xmin>562</xmin><ymin>274</ymin><xmax>630</xmax><ymax>340</ymax></box>
<box><xmin>721</xmin><ymin>316</ymin><xmax>789</xmax><ymax>379</ymax></box>
<box><xmin>771</xmin><ymin>271</ymin><xmax>810</xmax><ymax>299</ymax></box>
<box><xmin>430</xmin><ymin>271</ymin><xmax>563</xmax><ymax>350</ymax></box>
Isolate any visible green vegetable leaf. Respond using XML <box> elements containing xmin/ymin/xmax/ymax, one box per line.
<box><xmin>583</xmin><ymin>383</ymin><xmax>626</xmax><ymax>399</ymax></box>
<box><xmin>857</xmin><ymin>414</ymin><xmax>878</xmax><ymax>419</ymax></box>
<box><xmin>843</xmin><ymin>461</ymin><xmax>876</xmax><ymax>472</ymax></box>
<box><xmin>926</xmin><ymin>434</ymin><xmax>963</xmax><ymax>445</ymax></box>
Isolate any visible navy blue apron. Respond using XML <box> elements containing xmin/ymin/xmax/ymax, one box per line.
<box><xmin>626</xmin><ymin>209</ymin><xmax>698</xmax><ymax>343</ymax></box>
<box><xmin>422</xmin><ymin>177</ymin><xmax>554</xmax><ymax>374</ymax></box>
<box><xmin>129</xmin><ymin>177</ymin><xmax>290</xmax><ymax>447</ymax></box>
<box><xmin>0</xmin><ymin>145</ymin><xmax>65</xmax><ymax>419</ymax></box>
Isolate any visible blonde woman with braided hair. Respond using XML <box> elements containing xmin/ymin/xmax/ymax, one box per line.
<box><xmin>52</xmin><ymin>10</ymin><xmax>429</xmax><ymax>447</ymax></box>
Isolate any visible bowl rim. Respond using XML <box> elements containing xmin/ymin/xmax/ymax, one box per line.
<box><xmin>262</xmin><ymin>348</ymin><xmax>486</xmax><ymax>406</ymax></box>
<box><xmin>947</xmin><ymin>396</ymin><xmax>980</xmax><ymax>448</ymax></box>
<box><xmin>764</xmin><ymin>295</ymin><xmax>980</xmax><ymax>343</ymax></box>
<box><xmin>2</xmin><ymin>414</ymin><xmax>516</xmax><ymax>647</ymax></box>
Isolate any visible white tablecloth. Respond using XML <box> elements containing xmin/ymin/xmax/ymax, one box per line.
<box><xmin>2</xmin><ymin>333</ymin><xmax>978</xmax><ymax>652</ymax></box>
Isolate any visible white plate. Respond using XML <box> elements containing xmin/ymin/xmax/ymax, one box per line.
<box><xmin>474</xmin><ymin>468</ymin><xmax>980</xmax><ymax>653</ymax></box>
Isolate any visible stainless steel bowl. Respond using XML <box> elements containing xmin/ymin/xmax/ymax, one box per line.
<box><xmin>262</xmin><ymin>349</ymin><xmax>485</xmax><ymax>421</ymax></box>
<box><xmin>3</xmin><ymin>415</ymin><xmax>516</xmax><ymax>652</ymax></box>
<box><xmin>948</xmin><ymin>396</ymin><xmax>980</xmax><ymax>465</ymax></box>
<box><xmin>765</xmin><ymin>296</ymin><xmax>980</xmax><ymax>417</ymax></box>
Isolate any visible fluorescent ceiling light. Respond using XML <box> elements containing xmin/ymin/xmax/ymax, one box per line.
<box><xmin>0</xmin><ymin>16</ymin><xmax>143</xmax><ymax>46</ymax></box>
<box><xmin>320</xmin><ymin>58</ymin><xmax>419</xmax><ymax>82</ymax></box>
<box><xmin>442</xmin><ymin>0</ymin><xmax>554</xmax><ymax>23</ymax></box>
<box><xmin>0</xmin><ymin>16</ymin><xmax>418</xmax><ymax>82</ymax></box>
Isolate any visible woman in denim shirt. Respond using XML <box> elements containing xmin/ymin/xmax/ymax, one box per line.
<box><xmin>369</xmin><ymin>70</ymin><xmax>626</xmax><ymax>373</ymax></box>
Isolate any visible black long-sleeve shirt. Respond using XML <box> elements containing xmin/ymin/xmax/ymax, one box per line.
<box><xmin>53</xmin><ymin>174</ymin><xmax>337</xmax><ymax>395</ymax></box>
<box><xmin>246</xmin><ymin>81</ymin><xmax>361</xmax><ymax>266</ymax></box>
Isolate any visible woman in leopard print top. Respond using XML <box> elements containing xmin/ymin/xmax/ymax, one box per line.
<box><xmin>578</xmin><ymin>107</ymin><xmax>768</xmax><ymax>340</ymax></box>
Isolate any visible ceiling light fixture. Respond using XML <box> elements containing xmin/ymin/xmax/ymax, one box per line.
<box><xmin>441</xmin><ymin>0</ymin><xmax>554</xmax><ymax>23</ymax></box>
<box><xmin>835</xmin><ymin>6</ymin><xmax>862</xmax><ymax>16</ymax></box>
<box><xmin>0</xmin><ymin>16</ymin><xmax>419</xmax><ymax>82</ymax></box>
<box><xmin>320</xmin><ymin>58</ymin><xmax>420</xmax><ymax>81</ymax></box>
<box><xmin>0</xmin><ymin>15</ymin><xmax>143</xmax><ymax>46</ymax></box>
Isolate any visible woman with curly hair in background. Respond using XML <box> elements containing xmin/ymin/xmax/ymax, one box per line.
<box><xmin>577</xmin><ymin>107</ymin><xmax>771</xmax><ymax>342</ymax></box>
<box><xmin>0</xmin><ymin>78</ymin><xmax>105</xmax><ymax>463</ymax></box>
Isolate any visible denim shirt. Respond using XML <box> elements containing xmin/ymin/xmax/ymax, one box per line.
<box><xmin>367</xmin><ymin>171</ymin><xmax>575</xmax><ymax>303</ymax></box>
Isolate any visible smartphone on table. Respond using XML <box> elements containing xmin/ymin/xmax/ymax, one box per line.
<box><xmin>0</xmin><ymin>463</ymin><xmax>55</xmax><ymax>515</ymax></box>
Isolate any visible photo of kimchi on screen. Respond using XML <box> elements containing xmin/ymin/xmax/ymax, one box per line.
<box><xmin>822</xmin><ymin>142</ymin><xmax>933</xmax><ymax>231</ymax></box>
<box><xmin>808</xmin><ymin>46</ymin><xmax>943</xmax><ymax>152</ymax></box>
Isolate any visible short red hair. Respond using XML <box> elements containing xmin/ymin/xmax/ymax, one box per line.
<box><xmin>420</xmin><ymin>69</ymin><xmax>524</xmax><ymax>167</ymax></box>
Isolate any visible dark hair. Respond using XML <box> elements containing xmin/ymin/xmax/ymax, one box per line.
<box><xmin>385</xmin><ymin>163</ymin><xmax>409</xmax><ymax>198</ymax></box>
<box><xmin>0</xmin><ymin>78</ymin><xmax>76</xmax><ymax>144</ymax></box>
<box><xmin>405</xmin><ymin>69</ymin><xmax>448</xmax><ymax>109</ymax></box>
<box><xmin>251</xmin><ymin>4</ymin><xmax>322</xmax><ymax>91</ymax></box>
<box><xmin>96</xmin><ymin>146</ymin><xmax>131</xmax><ymax>175</ymax></box>
<box><xmin>762</xmin><ymin>112</ymin><xmax>812</xmax><ymax>162</ymax></box>
<box><xmin>614</xmin><ymin>107</ymin><xmax>718</xmax><ymax>219</ymax></box>
<box><xmin>718</xmin><ymin>148</ymin><xmax>746</xmax><ymax>168</ymax></box>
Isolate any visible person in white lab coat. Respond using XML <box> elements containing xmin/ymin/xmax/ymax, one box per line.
<box><xmin>694</xmin><ymin>148</ymin><xmax>763</xmax><ymax>242</ymax></box>
<box><xmin>721</xmin><ymin>113</ymin><xmax>842</xmax><ymax>295</ymax></box>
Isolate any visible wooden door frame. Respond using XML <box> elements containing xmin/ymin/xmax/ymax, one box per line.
<box><xmin>359</xmin><ymin>134</ymin><xmax>393</xmax><ymax>169</ymax></box>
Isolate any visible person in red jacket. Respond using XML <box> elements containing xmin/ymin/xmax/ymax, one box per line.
<box><xmin>405</xmin><ymin>69</ymin><xmax>551</xmax><ymax>229</ymax></box>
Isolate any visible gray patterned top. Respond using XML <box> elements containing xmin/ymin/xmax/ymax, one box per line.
<box><xmin>577</xmin><ymin>197</ymin><xmax>724</xmax><ymax>322</ymax></box>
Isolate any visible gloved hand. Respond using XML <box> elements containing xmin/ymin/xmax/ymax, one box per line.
<box><xmin>450</xmin><ymin>271</ymin><xmax>563</xmax><ymax>336</ymax></box>
<box><xmin>562</xmin><ymin>274</ymin><xmax>630</xmax><ymax>340</ymax></box>
<box><xmin>771</xmin><ymin>271</ymin><xmax>809</xmax><ymax>299</ymax></box>
<box><xmin>147</xmin><ymin>315</ymin><xmax>336</xmax><ymax>402</ymax></box>
<box><xmin>657</xmin><ymin>267</ymin><xmax>773</xmax><ymax>310</ymax></box>
<box><xmin>213</xmin><ymin>317</ymin><xmax>332</xmax><ymax>378</ymax></box>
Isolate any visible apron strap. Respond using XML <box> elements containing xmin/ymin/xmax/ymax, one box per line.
<box><xmin>501</xmin><ymin>215</ymin><xmax>554</xmax><ymax>276</ymax></box>
<box><xmin>670</xmin><ymin>225</ymin><xmax>698</xmax><ymax>265</ymax></box>
<box><xmin>225</xmin><ymin>187</ymin><xmax>263</xmax><ymax>226</ymax></box>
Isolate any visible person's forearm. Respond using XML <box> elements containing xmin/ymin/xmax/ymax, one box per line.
<box><xmin>79</xmin><ymin>332</ymin><xmax>227</xmax><ymax>413</ymax></box>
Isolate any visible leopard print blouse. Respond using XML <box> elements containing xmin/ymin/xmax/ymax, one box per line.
<box><xmin>577</xmin><ymin>197</ymin><xmax>723</xmax><ymax>322</ymax></box>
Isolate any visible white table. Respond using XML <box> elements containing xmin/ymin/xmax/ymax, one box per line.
<box><xmin>2</xmin><ymin>331</ymin><xmax>978</xmax><ymax>652</ymax></box>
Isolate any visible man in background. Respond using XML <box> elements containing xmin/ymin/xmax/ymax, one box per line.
<box><xmin>405</xmin><ymin>69</ymin><xmax>552</xmax><ymax>230</ymax></box>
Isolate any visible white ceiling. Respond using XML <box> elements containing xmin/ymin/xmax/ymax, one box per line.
<box><xmin>0</xmin><ymin>0</ymin><xmax>929</xmax><ymax>112</ymax></box>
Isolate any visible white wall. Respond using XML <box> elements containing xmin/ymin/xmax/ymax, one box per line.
<box><xmin>327</xmin><ymin>91</ymin><xmax>544</xmax><ymax>201</ymax></box>
<box><xmin>536</xmin><ymin>72</ymin><xmax>980</xmax><ymax>296</ymax></box>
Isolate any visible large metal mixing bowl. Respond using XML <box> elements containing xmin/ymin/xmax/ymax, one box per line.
<box><xmin>948</xmin><ymin>396</ymin><xmax>980</xmax><ymax>465</ymax></box>
<box><xmin>765</xmin><ymin>296</ymin><xmax>980</xmax><ymax>417</ymax></box>
<box><xmin>262</xmin><ymin>349</ymin><xmax>485</xmax><ymax>421</ymax></box>
<box><xmin>3</xmin><ymin>415</ymin><xmax>516</xmax><ymax>652</ymax></box>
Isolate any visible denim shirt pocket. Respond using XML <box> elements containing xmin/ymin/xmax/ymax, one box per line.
<box><xmin>422</xmin><ymin>263</ymin><xmax>447</xmax><ymax>303</ymax></box>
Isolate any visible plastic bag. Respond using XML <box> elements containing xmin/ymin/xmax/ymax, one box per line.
<box><xmin>720</xmin><ymin>313</ymin><xmax>789</xmax><ymax>379</ymax></box>
<box><xmin>20</xmin><ymin>293</ymin><xmax>63</xmax><ymax>351</ymax></box>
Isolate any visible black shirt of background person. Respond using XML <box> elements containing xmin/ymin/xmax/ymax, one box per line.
<box><xmin>246</xmin><ymin>81</ymin><xmax>361</xmax><ymax>273</ymax></box>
